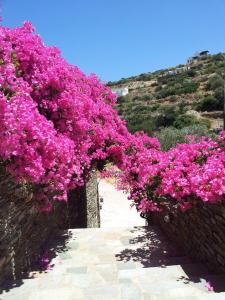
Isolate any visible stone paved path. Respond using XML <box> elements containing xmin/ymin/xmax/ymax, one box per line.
<box><xmin>1</xmin><ymin>180</ymin><xmax>225</xmax><ymax>299</ymax></box>
<box><xmin>98</xmin><ymin>180</ymin><xmax>145</xmax><ymax>228</ymax></box>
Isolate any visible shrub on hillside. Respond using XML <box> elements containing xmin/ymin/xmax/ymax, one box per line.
<box><xmin>178</xmin><ymin>81</ymin><xmax>199</xmax><ymax>94</ymax></box>
<box><xmin>168</xmin><ymin>95</ymin><xmax>177</xmax><ymax>103</ymax></box>
<box><xmin>178</xmin><ymin>99</ymin><xmax>188</xmax><ymax>114</ymax></box>
<box><xmin>155</xmin><ymin>125</ymin><xmax>216</xmax><ymax>151</ymax></box>
<box><xmin>155</xmin><ymin>85</ymin><xmax>162</xmax><ymax>92</ymax></box>
<box><xmin>187</xmin><ymin>69</ymin><xmax>197</xmax><ymax>77</ymax></box>
<box><xmin>206</xmin><ymin>75</ymin><xmax>224</xmax><ymax>91</ymax></box>
<box><xmin>173</xmin><ymin>114</ymin><xmax>198</xmax><ymax>129</ymax></box>
<box><xmin>155</xmin><ymin>105</ymin><xmax>178</xmax><ymax>127</ymax></box>
<box><xmin>133</xmin><ymin>105</ymin><xmax>148</xmax><ymax>113</ymax></box>
<box><xmin>155</xmin><ymin>81</ymin><xmax>198</xmax><ymax>99</ymax></box>
<box><xmin>127</xmin><ymin>117</ymin><xmax>155</xmax><ymax>134</ymax></box>
<box><xmin>196</xmin><ymin>95</ymin><xmax>222</xmax><ymax>111</ymax></box>
<box><xmin>136</xmin><ymin>73</ymin><xmax>152</xmax><ymax>81</ymax></box>
<box><xmin>203</xmin><ymin>64</ymin><xmax>218</xmax><ymax>74</ymax></box>
<box><xmin>217</xmin><ymin>61</ymin><xmax>225</xmax><ymax>69</ymax></box>
<box><xmin>117</xmin><ymin>95</ymin><xmax>130</xmax><ymax>104</ymax></box>
<box><xmin>211</xmin><ymin>53</ymin><xmax>225</xmax><ymax>62</ymax></box>
<box><xmin>155</xmin><ymin>86</ymin><xmax>176</xmax><ymax>99</ymax></box>
<box><xmin>140</xmin><ymin>94</ymin><xmax>154</xmax><ymax>101</ymax></box>
<box><xmin>199</xmin><ymin>118</ymin><xmax>211</xmax><ymax>129</ymax></box>
<box><xmin>214</xmin><ymin>87</ymin><xmax>224</xmax><ymax>103</ymax></box>
<box><xmin>155</xmin><ymin>127</ymin><xmax>185</xmax><ymax>150</ymax></box>
<box><xmin>150</xmin><ymin>103</ymin><xmax>161</xmax><ymax>112</ymax></box>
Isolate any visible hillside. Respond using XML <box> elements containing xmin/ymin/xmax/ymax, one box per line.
<box><xmin>108</xmin><ymin>52</ymin><xmax>225</xmax><ymax>135</ymax></box>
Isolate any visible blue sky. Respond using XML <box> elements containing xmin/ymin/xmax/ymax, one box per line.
<box><xmin>1</xmin><ymin>0</ymin><xmax>225</xmax><ymax>81</ymax></box>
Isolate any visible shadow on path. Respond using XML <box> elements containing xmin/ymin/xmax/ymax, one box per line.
<box><xmin>115</xmin><ymin>226</ymin><xmax>225</xmax><ymax>293</ymax></box>
<box><xmin>115</xmin><ymin>226</ymin><xmax>185</xmax><ymax>268</ymax></box>
<box><xmin>1</xmin><ymin>230</ymin><xmax>73</xmax><ymax>294</ymax></box>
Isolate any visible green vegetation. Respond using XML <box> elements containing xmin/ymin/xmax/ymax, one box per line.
<box><xmin>173</xmin><ymin>114</ymin><xmax>198</xmax><ymax>129</ymax></box>
<box><xmin>110</xmin><ymin>52</ymin><xmax>225</xmax><ymax>137</ymax></box>
<box><xmin>155</xmin><ymin>125</ymin><xmax>217</xmax><ymax>151</ymax></box>
<box><xmin>196</xmin><ymin>95</ymin><xmax>223</xmax><ymax>111</ymax></box>
<box><xmin>155</xmin><ymin>80</ymin><xmax>198</xmax><ymax>99</ymax></box>
<box><xmin>206</xmin><ymin>75</ymin><xmax>224</xmax><ymax>91</ymax></box>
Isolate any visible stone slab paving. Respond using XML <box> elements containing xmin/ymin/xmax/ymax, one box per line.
<box><xmin>1</xmin><ymin>181</ymin><xmax>225</xmax><ymax>299</ymax></box>
<box><xmin>1</xmin><ymin>226</ymin><xmax>225</xmax><ymax>300</ymax></box>
<box><xmin>98</xmin><ymin>180</ymin><xmax>146</xmax><ymax>228</ymax></box>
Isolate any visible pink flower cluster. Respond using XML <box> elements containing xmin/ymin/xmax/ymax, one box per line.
<box><xmin>1</xmin><ymin>21</ymin><xmax>225</xmax><ymax>213</ymax></box>
<box><xmin>0</xmin><ymin>21</ymin><xmax>155</xmax><ymax>209</ymax></box>
<box><xmin>119</xmin><ymin>134</ymin><xmax>225</xmax><ymax>212</ymax></box>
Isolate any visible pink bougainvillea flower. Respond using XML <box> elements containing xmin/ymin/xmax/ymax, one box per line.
<box><xmin>205</xmin><ymin>281</ymin><xmax>214</xmax><ymax>292</ymax></box>
<box><xmin>1</xmin><ymin>20</ymin><xmax>225</xmax><ymax>215</ymax></box>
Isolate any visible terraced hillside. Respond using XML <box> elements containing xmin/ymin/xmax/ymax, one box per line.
<box><xmin>108</xmin><ymin>53</ymin><xmax>225</xmax><ymax>135</ymax></box>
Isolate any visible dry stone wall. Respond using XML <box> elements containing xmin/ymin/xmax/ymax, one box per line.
<box><xmin>0</xmin><ymin>164</ymin><xmax>99</xmax><ymax>287</ymax></box>
<box><xmin>154</xmin><ymin>202</ymin><xmax>225</xmax><ymax>273</ymax></box>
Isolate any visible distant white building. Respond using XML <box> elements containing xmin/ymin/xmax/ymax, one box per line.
<box><xmin>111</xmin><ymin>87</ymin><xmax>129</xmax><ymax>97</ymax></box>
<box><xmin>158</xmin><ymin>66</ymin><xmax>190</xmax><ymax>79</ymax></box>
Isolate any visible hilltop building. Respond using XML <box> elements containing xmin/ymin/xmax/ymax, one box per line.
<box><xmin>158</xmin><ymin>51</ymin><xmax>209</xmax><ymax>80</ymax></box>
<box><xmin>187</xmin><ymin>51</ymin><xmax>209</xmax><ymax>64</ymax></box>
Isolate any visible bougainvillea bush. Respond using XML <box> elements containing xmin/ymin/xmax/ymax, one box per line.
<box><xmin>119</xmin><ymin>134</ymin><xmax>225</xmax><ymax>213</ymax></box>
<box><xmin>0</xmin><ymin>21</ymin><xmax>157</xmax><ymax>210</ymax></box>
<box><xmin>1</xmin><ymin>21</ymin><xmax>225</xmax><ymax>213</ymax></box>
